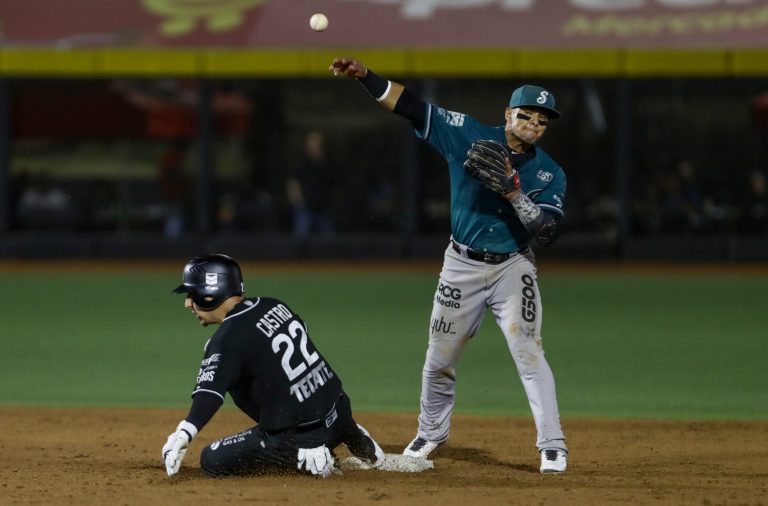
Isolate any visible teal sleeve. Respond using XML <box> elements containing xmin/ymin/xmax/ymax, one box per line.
<box><xmin>534</xmin><ymin>169</ymin><xmax>566</xmax><ymax>217</ymax></box>
<box><xmin>416</xmin><ymin>105</ymin><xmax>481</xmax><ymax>159</ymax></box>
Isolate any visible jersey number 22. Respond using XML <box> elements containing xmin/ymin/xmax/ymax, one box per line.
<box><xmin>271</xmin><ymin>320</ymin><xmax>319</xmax><ymax>381</ymax></box>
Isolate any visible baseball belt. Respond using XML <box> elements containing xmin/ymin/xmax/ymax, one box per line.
<box><xmin>451</xmin><ymin>239</ymin><xmax>513</xmax><ymax>265</ymax></box>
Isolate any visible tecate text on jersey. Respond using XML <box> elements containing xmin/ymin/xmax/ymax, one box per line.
<box><xmin>289</xmin><ymin>360</ymin><xmax>334</xmax><ymax>403</ymax></box>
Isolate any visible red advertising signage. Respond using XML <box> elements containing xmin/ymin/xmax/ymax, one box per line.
<box><xmin>1</xmin><ymin>0</ymin><xmax>767</xmax><ymax>49</ymax></box>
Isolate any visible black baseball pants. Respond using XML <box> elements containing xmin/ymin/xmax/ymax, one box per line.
<box><xmin>199</xmin><ymin>394</ymin><xmax>373</xmax><ymax>477</ymax></box>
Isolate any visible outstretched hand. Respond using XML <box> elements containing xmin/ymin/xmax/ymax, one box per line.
<box><xmin>329</xmin><ymin>57</ymin><xmax>368</xmax><ymax>79</ymax></box>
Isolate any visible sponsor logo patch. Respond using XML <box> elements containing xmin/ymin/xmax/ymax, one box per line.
<box><xmin>431</xmin><ymin>316</ymin><xmax>456</xmax><ymax>335</ymax></box>
<box><xmin>521</xmin><ymin>274</ymin><xmax>537</xmax><ymax>323</ymax></box>
<box><xmin>220</xmin><ymin>430</ymin><xmax>250</xmax><ymax>447</ymax></box>
<box><xmin>201</xmin><ymin>353</ymin><xmax>221</xmax><ymax>366</ymax></box>
<box><xmin>435</xmin><ymin>282</ymin><xmax>461</xmax><ymax>308</ymax></box>
<box><xmin>446</xmin><ymin>111</ymin><xmax>465</xmax><ymax>127</ymax></box>
<box><xmin>437</xmin><ymin>107</ymin><xmax>465</xmax><ymax>127</ymax></box>
<box><xmin>325</xmin><ymin>408</ymin><xmax>338</xmax><ymax>428</ymax></box>
<box><xmin>197</xmin><ymin>369</ymin><xmax>216</xmax><ymax>383</ymax></box>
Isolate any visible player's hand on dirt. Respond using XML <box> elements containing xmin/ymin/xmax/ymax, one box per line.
<box><xmin>163</xmin><ymin>431</ymin><xmax>188</xmax><ymax>477</ymax></box>
<box><xmin>329</xmin><ymin>57</ymin><xmax>367</xmax><ymax>79</ymax></box>
<box><xmin>162</xmin><ymin>421</ymin><xmax>198</xmax><ymax>477</ymax></box>
<box><xmin>297</xmin><ymin>445</ymin><xmax>341</xmax><ymax>478</ymax></box>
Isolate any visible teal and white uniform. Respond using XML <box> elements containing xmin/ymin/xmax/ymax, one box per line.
<box><xmin>414</xmin><ymin>104</ymin><xmax>567</xmax><ymax>453</ymax></box>
<box><xmin>419</xmin><ymin>104</ymin><xmax>565</xmax><ymax>253</ymax></box>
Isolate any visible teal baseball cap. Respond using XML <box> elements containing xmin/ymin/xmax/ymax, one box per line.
<box><xmin>508</xmin><ymin>85</ymin><xmax>561</xmax><ymax>120</ymax></box>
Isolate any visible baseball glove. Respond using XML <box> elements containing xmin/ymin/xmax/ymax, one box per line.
<box><xmin>464</xmin><ymin>139</ymin><xmax>520</xmax><ymax>196</ymax></box>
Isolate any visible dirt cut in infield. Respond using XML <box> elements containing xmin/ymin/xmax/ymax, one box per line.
<box><xmin>2</xmin><ymin>407</ymin><xmax>767</xmax><ymax>506</ymax></box>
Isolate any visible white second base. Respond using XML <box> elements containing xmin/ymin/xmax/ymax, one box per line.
<box><xmin>341</xmin><ymin>454</ymin><xmax>434</xmax><ymax>473</ymax></box>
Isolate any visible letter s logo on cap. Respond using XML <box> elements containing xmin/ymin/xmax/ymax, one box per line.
<box><xmin>537</xmin><ymin>91</ymin><xmax>548</xmax><ymax>104</ymax></box>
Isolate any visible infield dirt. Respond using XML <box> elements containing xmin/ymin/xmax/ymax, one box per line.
<box><xmin>1</xmin><ymin>407</ymin><xmax>766</xmax><ymax>506</ymax></box>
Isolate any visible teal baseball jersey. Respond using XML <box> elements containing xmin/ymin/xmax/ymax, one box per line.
<box><xmin>417</xmin><ymin>104</ymin><xmax>566</xmax><ymax>253</ymax></box>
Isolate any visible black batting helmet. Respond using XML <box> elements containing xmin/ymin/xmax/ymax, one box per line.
<box><xmin>172</xmin><ymin>254</ymin><xmax>244</xmax><ymax>310</ymax></box>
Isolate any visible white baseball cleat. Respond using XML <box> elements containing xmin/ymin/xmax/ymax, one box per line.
<box><xmin>540</xmin><ymin>448</ymin><xmax>567</xmax><ymax>474</ymax></box>
<box><xmin>403</xmin><ymin>436</ymin><xmax>443</xmax><ymax>459</ymax></box>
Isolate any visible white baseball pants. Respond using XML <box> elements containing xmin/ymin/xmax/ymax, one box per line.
<box><xmin>414</xmin><ymin>241</ymin><xmax>567</xmax><ymax>452</ymax></box>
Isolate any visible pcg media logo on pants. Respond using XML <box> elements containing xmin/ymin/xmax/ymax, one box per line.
<box><xmin>435</xmin><ymin>282</ymin><xmax>461</xmax><ymax>308</ymax></box>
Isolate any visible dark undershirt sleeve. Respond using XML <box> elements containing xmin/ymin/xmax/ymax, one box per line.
<box><xmin>532</xmin><ymin>211</ymin><xmax>563</xmax><ymax>246</ymax></box>
<box><xmin>185</xmin><ymin>391</ymin><xmax>224</xmax><ymax>431</ymax></box>
<box><xmin>358</xmin><ymin>69</ymin><xmax>426</xmax><ymax>131</ymax></box>
<box><xmin>393</xmin><ymin>87</ymin><xmax>427</xmax><ymax>131</ymax></box>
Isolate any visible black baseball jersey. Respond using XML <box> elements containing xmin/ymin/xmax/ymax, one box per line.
<box><xmin>192</xmin><ymin>297</ymin><xmax>344</xmax><ymax>432</ymax></box>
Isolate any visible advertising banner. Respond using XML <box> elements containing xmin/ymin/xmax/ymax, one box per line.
<box><xmin>2</xmin><ymin>0</ymin><xmax>767</xmax><ymax>49</ymax></box>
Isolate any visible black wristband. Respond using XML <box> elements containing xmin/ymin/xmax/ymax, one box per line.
<box><xmin>358</xmin><ymin>70</ymin><xmax>390</xmax><ymax>101</ymax></box>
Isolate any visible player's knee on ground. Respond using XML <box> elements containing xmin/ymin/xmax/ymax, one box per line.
<box><xmin>200</xmin><ymin>438</ymin><xmax>301</xmax><ymax>477</ymax></box>
<box><xmin>199</xmin><ymin>444</ymin><xmax>232</xmax><ymax>477</ymax></box>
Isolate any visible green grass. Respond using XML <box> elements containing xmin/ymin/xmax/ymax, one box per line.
<box><xmin>2</xmin><ymin>267</ymin><xmax>766</xmax><ymax>420</ymax></box>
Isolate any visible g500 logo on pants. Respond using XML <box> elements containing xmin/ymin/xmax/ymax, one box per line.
<box><xmin>521</xmin><ymin>274</ymin><xmax>537</xmax><ymax>322</ymax></box>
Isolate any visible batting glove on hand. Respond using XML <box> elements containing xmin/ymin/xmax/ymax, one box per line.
<box><xmin>162</xmin><ymin>420</ymin><xmax>198</xmax><ymax>477</ymax></box>
<box><xmin>297</xmin><ymin>446</ymin><xmax>341</xmax><ymax>478</ymax></box>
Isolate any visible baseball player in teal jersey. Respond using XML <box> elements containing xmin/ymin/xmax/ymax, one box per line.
<box><xmin>330</xmin><ymin>57</ymin><xmax>568</xmax><ymax>473</ymax></box>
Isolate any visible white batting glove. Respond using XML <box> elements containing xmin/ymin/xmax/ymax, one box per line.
<box><xmin>297</xmin><ymin>446</ymin><xmax>341</xmax><ymax>478</ymax></box>
<box><xmin>161</xmin><ymin>420</ymin><xmax>198</xmax><ymax>477</ymax></box>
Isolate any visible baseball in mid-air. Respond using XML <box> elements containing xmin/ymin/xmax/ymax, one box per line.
<box><xmin>309</xmin><ymin>13</ymin><xmax>329</xmax><ymax>32</ymax></box>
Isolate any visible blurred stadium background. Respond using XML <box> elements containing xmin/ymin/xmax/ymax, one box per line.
<box><xmin>1</xmin><ymin>0</ymin><xmax>768</xmax><ymax>261</ymax></box>
<box><xmin>3</xmin><ymin>9</ymin><xmax>768</xmax><ymax>506</ymax></box>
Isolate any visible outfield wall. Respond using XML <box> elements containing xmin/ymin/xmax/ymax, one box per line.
<box><xmin>2</xmin><ymin>232</ymin><xmax>768</xmax><ymax>262</ymax></box>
